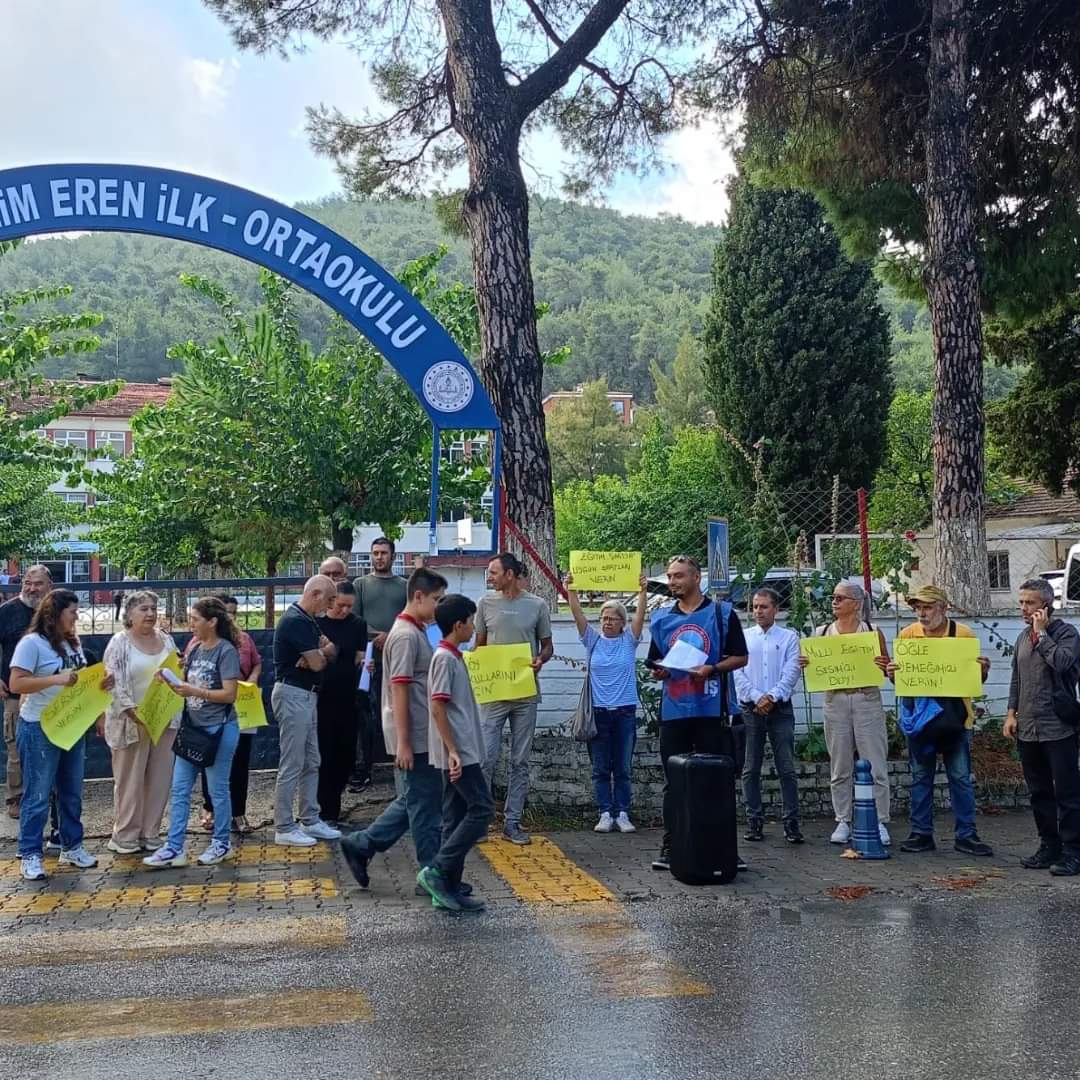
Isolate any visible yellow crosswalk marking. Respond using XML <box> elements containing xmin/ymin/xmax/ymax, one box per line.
<box><xmin>478</xmin><ymin>836</ymin><xmax>614</xmax><ymax>904</ymax></box>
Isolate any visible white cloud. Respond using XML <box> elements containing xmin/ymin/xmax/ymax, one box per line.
<box><xmin>184</xmin><ymin>58</ymin><xmax>233</xmax><ymax>113</ymax></box>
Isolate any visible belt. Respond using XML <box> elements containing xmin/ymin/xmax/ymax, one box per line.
<box><xmin>278</xmin><ymin>679</ymin><xmax>318</xmax><ymax>693</ymax></box>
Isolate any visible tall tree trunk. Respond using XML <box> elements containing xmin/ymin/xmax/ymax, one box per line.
<box><xmin>925</xmin><ymin>0</ymin><xmax>990</xmax><ymax>611</ymax></box>
<box><xmin>265</xmin><ymin>553</ymin><xmax>278</xmax><ymax>629</ymax></box>
<box><xmin>440</xmin><ymin>0</ymin><xmax>558</xmax><ymax>604</ymax></box>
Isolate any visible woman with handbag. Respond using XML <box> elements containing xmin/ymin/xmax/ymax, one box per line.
<box><xmin>144</xmin><ymin>596</ymin><xmax>241</xmax><ymax>869</ymax></box>
<box><xmin>565</xmin><ymin>572</ymin><xmax>648</xmax><ymax>834</ymax></box>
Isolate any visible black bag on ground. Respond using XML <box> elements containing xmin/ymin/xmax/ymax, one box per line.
<box><xmin>667</xmin><ymin>752</ymin><xmax>738</xmax><ymax>886</ymax></box>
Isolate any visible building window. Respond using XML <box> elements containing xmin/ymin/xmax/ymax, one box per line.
<box><xmin>988</xmin><ymin>551</ymin><xmax>1010</xmax><ymax>590</ymax></box>
<box><xmin>52</xmin><ymin>430</ymin><xmax>88</xmax><ymax>451</ymax></box>
<box><xmin>611</xmin><ymin>400</ymin><xmax>625</xmax><ymax>417</ymax></box>
<box><xmin>59</xmin><ymin>492</ymin><xmax>89</xmax><ymax>507</ymax></box>
<box><xmin>348</xmin><ymin>553</ymin><xmax>406</xmax><ymax>576</ymax></box>
<box><xmin>97</xmin><ymin>430</ymin><xmax>127</xmax><ymax>456</ymax></box>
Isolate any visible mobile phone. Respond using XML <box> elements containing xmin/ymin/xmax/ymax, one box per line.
<box><xmin>160</xmin><ymin>668</ymin><xmax>182</xmax><ymax>687</ymax></box>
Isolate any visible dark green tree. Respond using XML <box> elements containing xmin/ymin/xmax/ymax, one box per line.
<box><xmin>702</xmin><ymin>176</ymin><xmax>891</xmax><ymax>494</ymax></box>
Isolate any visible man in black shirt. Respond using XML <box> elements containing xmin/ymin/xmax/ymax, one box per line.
<box><xmin>315</xmin><ymin>581</ymin><xmax>368</xmax><ymax>823</ymax></box>
<box><xmin>0</xmin><ymin>565</ymin><xmax>52</xmax><ymax>817</ymax></box>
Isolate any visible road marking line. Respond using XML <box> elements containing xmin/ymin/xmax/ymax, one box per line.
<box><xmin>0</xmin><ymin>988</ymin><xmax>373</xmax><ymax>1045</ymax></box>
<box><xmin>0</xmin><ymin>877</ymin><xmax>338</xmax><ymax>917</ymax></box>
<box><xmin>478</xmin><ymin>837</ymin><xmax>615</xmax><ymax>904</ymax></box>
<box><xmin>0</xmin><ymin>914</ymin><xmax>347</xmax><ymax>967</ymax></box>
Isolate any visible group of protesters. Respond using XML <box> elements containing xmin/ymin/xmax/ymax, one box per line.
<box><xmin>3</xmin><ymin>543</ymin><xmax>1080</xmax><ymax>901</ymax></box>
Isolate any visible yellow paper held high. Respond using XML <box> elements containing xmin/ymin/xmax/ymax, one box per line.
<box><xmin>800</xmin><ymin>633</ymin><xmax>884</xmax><ymax>693</ymax></box>
<box><xmin>464</xmin><ymin>644</ymin><xmax>537</xmax><ymax>704</ymax></box>
<box><xmin>894</xmin><ymin>636</ymin><xmax>982</xmax><ymax>698</ymax></box>
<box><xmin>569</xmin><ymin>551</ymin><xmax>642</xmax><ymax>593</ymax></box>
<box><xmin>40</xmin><ymin>663</ymin><xmax>112</xmax><ymax>751</ymax></box>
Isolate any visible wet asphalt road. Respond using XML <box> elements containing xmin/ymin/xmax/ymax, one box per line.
<box><xmin>7</xmin><ymin>890</ymin><xmax>1080</xmax><ymax>1080</ymax></box>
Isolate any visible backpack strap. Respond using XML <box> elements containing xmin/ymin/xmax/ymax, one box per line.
<box><xmin>948</xmin><ymin>619</ymin><xmax>957</xmax><ymax>638</ymax></box>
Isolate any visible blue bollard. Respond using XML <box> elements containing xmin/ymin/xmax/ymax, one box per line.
<box><xmin>849</xmin><ymin>758</ymin><xmax>890</xmax><ymax>859</ymax></box>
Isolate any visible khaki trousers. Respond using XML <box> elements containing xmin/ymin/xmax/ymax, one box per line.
<box><xmin>110</xmin><ymin>727</ymin><xmax>177</xmax><ymax>847</ymax></box>
<box><xmin>3</xmin><ymin>696</ymin><xmax>21</xmax><ymax>806</ymax></box>
<box><xmin>823</xmin><ymin>688</ymin><xmax>890</xmax><ymax>823</ymax></box>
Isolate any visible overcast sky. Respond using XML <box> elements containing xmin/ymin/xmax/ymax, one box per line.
<box><xmin>3</xmin><ymin>0</ymin><xmax>734</xmax><ymax>225</ymax></box>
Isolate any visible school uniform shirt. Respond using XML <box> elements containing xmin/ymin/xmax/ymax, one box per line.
<box><xmin>427</xmin><ymin>641</ymin><xmax>485</xmax><ymax>770</ymax></box>
<box><xmin>381</xmin><ymin>613</ymin><xmax>433</xmax><ymax>756</ymax></box>
<box><xmin>734</xmin><ymin>623</ymin><xmax>801</xmax><ymax>707</ymax></box>
<box><xmin>9</xmin><ymin>634</ymin><xmax>87</xmax><ymax>723</ymax></box>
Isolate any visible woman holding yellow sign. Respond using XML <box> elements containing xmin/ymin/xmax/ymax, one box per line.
<box><xmin>10</xmin><ymin>589</ymin><xmax>105</xmax><ymax>882</ymax></box>
<box><xmin>100</xmin><ymin>591</ymin><xmax>183</xmax><ymax>855</ymax></box>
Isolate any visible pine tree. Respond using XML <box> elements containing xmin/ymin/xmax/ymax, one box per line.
<box><xmin>702</xmin><ymin>177</ymin><xmax>892</xmax><ymax>494</ymax></box>
<box><xmin>650</xmin><ymin>333</ymin><xmax>712</xmax><ymax>430</ymax></box>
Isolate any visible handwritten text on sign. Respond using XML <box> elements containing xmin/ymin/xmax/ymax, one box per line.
<box><xmin>894</xmin><ymin>637</ymin><xmax>982</xmax><ymax>698</ymax></box>
<box><xmin>464</xmin><ymin>644</ymin><xmax>537</xmax><ymax>704</ymax></box>
<box><xmin>800</xmin><ymin>633</ymin><xmax>884</xmax><ymax>692</ymax></box>
<box><xmin>569</xmin><ymin>550</ymin><xmax>642</xmax><ymax>592</ymax></box>
<box><xmin>40</xmin><ymin>663</ymin><xmax>112</xmax><ymax>751</ymax></box>
<box><xmin>236</xmin><ymin>682</ymin><xmax>268</xmax><ymax>730</ymax></box>
<box><xmin>138</xmin><ymin>654</ymin><xmax>184</xmax><ymax>744</ymax></box>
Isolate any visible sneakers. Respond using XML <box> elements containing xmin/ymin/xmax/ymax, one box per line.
<box><xmin>651</xmin><ymin>841</ymin><xmax>671</xmax><ymax>872</ymax></box>
<box><xmin>143</xmin><ymin>846</ymin><xmax>189</xmax><ymax>869</ymax></box>
<box><xmin>347</xmin><ymin>775</ymin><xmax>372</xmax><ymax>794</ymax></box>
<box><xmin>784</xmin><ymin>821</ymin><xmax>805</xmax><ymax>845</ymax></box>
<box><xmin>1050</xmin><ymin>854</ymin><xmax>1080</xmax><ymax>877</ymax></box>
<box><xmin>275</xmin><ymin>827</ymin><xmax>318</xmax><ymax>848</ymax></box>
<box><xmin>736</xmin><ymin>855</ymin><xmax>748</xmax><ymax>872</ymax></box>
<box><xmin>454</xmin><ymin>893</ymin><xmax>487</xmax><ymax>913</ymax></box>
<box><xmin>614</xmin><ymin>812</ymin><xmax>636</xmax><ymax>833</ymax></box>
<box><xmin>594</xmin><ymin>812</ymin><xmax>614</xmax><ymax>833</ymax></box>
<box><xmin>1021</xmin><ymin>842</ymin><xmax>1061</xmax><ymax>869</ymax></box>
<box><xmin>878</xmin><ymin>823</ymin><xmax>891</xmax><ymax>847</ymax></box>
<box><xmin>417</xmin><ymin>866</ymin><xmax>462</xmax><ymax>912</ymax></box>
<box><xmin>503</xmin><ymin>824</ymin><xmax>531</xmax><ymax>846</ymax></box>
<box><xmin>744</xmin><ymin>820</ymin><xmax>765</xmax><ymax>842</ymax></box>
<box><xmin>954</xmin><ymin>834</ymin><xmax>993</xmax><ymax>857</ymax></box>
<box><xmin>45</xmin><ymin>831</ymin><xmax>61</xmax><ymax>853</ymax></box>
<box><xmin>58</xmin><ymin>846</ymin><xmax>98</xmax><ymax>869</ymax></box>
<box><xmin>901</xmin><ymin>833</ymin><xmax>936</xmax><ymax>853</ymax></box>
<box><xmin>301</xmin><ymin>819</ymin><xmax>342</xmax><ymax>841</ymax></box>
<box><xmin>107</xmin><ymin>838</ymin><xmax>142</xmax><ymax>855</ymax></box>
<box><xmin>340</xmin><ymin>834</ymin><xmax>372</xmax><ymax>888</ymax></box>
<box><xmin>197</xmin><ymin>840</ymin><xmax>232</xmax><ymax>865</ymax></box>
<box><xmin>20</xmin><ymin>855</ymin><xmax>47</xmax><ymax>881</ymax></box>
<box><xmin>830</xmin><ymin>821</ymin><xmax>851</xmax><ymax>845</ymax></box>
<box><xmin>139</xmin><ymin>837</ymin><xmax>162</xmax><ymax>852</ymax></box>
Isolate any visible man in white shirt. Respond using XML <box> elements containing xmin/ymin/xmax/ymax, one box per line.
<box><xmin>734</xmin><ymin>587</ymin><xmax>803</xmax><ymax>844</ymax></box>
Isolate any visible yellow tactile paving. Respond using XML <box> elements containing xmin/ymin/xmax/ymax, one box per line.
<box><xmin>0</xmin><ymin>877</ymin><xmax>338</xmax><ymax>917</ymax></box>
<box><xmin>0</xmin><ymin>988</ymin><xmax>373</xmax><ymax>1045</ymax></box>
<box><xmin>478</xmin><ymin>836</ymin><xmax>615</xmax><ymax>904</ymax></box>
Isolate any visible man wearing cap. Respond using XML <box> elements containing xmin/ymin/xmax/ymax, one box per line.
<box><xmin>886</xmin><ymin>585</ymin><xmax>993</xmax><ymax>856</ymax></box>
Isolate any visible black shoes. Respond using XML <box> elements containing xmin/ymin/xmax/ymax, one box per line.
<box><xmin>651</xmin><ymin>843</ymin><xmax>671</xmax><ymax>872</ymax></box>
<box><xmin>736</xmin><ymin>855</ymin><xmax>748</xmax><ymax>872</ymax></box>
<box><xmin>1050</xmin><ymin>854</ymin><xmax>1080</xmax><ymax>877</ymax></box>
<box><xmin>1021</xmin><ymin>843</ymin><xmax>1061</xmax><ymax>869</ymax></box>
<box><xmin>340</xmin><ymin>834</ymin><xmax>371</xmax><ymax>887</ymax></box>
<box><xmin>744</xmin><ymin>820</ymin><xmax>764</xmax><ymax>842</ymax></box>
<box><xmin>954</xmin><ymin>834</ymin><xmax>993</xmax><ymax>857</ymax></box>
<box><xmin>784</xmin><ymin>821</ymin><xmax>805</xmax><ymax>845</ymax></box>
<box><xmin>900</xmin><ymin>833</ymin><xmax>936</xmax><ymax>853</ymax></box>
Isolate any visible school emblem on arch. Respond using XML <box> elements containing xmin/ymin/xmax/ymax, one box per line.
<box><xmin>423</xmin><ymin>361</ymin><xmax>475</xmax><ymax>413</ymax></box>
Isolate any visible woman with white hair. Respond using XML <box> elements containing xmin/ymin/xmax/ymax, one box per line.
<box><xmin>800</xmin><ymin>580</ymin><xmax>892</xmax><ymax>845</ymax></box>
<box><xmin>565</xmin><ymin>572</ymin><xmax>648</xmax><ymax>833</ymax></box>
<box><xmin>100</xmin><ymin>590</ymin><xmax>182</xmax><ymax>854</ymax></box>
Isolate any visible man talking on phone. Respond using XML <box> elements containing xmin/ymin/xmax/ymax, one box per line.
<box><xmin>1004</xmin><ymin>578</ymin><xmax>1080</xmax><ymax>875</ymax></box>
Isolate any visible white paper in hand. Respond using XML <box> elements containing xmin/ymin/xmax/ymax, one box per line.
<box><xmin>160</xmin><ymin>668</ymin><xmax>183</xmax><ymax>688</ymax></box>
<box><xmin>357</xmin><ymin>642</ymin><xmax>375</xmax><ymax>692</ymax></box>
<box><xmin>658</xmin><ymin>638</ymin><xmax>709</xmax><ymax>672</ymax></box>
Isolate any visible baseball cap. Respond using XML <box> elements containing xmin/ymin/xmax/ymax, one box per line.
<box><xmin>907</xmin><ymin>585</ymin><xmax>949</xmax><ymax>606</ymax></box>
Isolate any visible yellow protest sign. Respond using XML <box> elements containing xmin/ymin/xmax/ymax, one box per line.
<box><xmin>138</xmin><ymin>653</ymin><xmax>184</xmax><ymax>745</ymax></box>
<box><xmin>464</xmin><ymin>644</ymin><xmax>537</xmax><ymax>704</ymax></box>
<box><xmin>800</xmin><ymin>633</ymin><xmax>884</xmax><ymax>692</ymax></box>
<box><xmin>569</xmin><ymin>550</ymin><xmax>642</xmax><ymax>592</ymax></box>
<box><xmin>40</xmin><ymin>663</ymin><xmax>112</xmax><ymax>751</ymax></box>
<box><xmin>236</xmin><ymin>681</ymin><xmax>267</xmax><ymax>731</ymax></box>
<box><xmin>894</xmin><ymin>636</ymin><xmax>982</xmax><ymax>698</ymax></box>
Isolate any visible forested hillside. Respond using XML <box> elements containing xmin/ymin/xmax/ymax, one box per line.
<box><xmin>0</xmin><ymin>193</ymin><xmax>1015</xmax><ymax>401</ymax></box>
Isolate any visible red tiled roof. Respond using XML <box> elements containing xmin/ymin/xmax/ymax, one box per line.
<box><xmin>10</xmin><ymin>381</ymin><xmax>172</xmax><ymax>419</ymax></box>
<box><xmin>987</xmin><ymin>479</ymin><xmax>1080</xmax><ymax>521</ymax></box>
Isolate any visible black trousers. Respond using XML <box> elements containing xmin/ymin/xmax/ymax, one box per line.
<box><xmin>351</xmin><ymin>663</ymin><xmax>389</xmax><ymax>781</ymax></box>
<box><xmin>200</xmin><ymin>734</ymin><xmax>253</xmax><ymax>818</ymax></box>
<box><xmin>432</xmin><ymin>764</ymin><xmax>495</xmax><ymax>889</ymax></box>
<box><xmin>659</xmin><ymin>715</ymin><xmax>734</xmax><ymax>843</ymax></box>
<box><xmin>317</xmin><ymin>692</ymin><xmax>359</xmax><ymax>822</ymax></box>
<box><xmin>1018</xmin><ymin>733</ymin><xmax>1080</xmax><ymax>856</ymax></box>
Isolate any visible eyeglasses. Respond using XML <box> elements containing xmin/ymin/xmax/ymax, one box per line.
<box><xmin>831</xmin><ymin>594</ymin><xmax>856</xmax><ymax>602</ymax></box>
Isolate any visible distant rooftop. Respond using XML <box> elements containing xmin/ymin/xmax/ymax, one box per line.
<box><xmin>988</xmin><ymin>479</ymin><xmax>1080</xmax><ymax>521</ymax></box>
<box><xmin>10</xmin><ymin>379</ymin><xmax>172</xmax><ymax>419</ymax></box>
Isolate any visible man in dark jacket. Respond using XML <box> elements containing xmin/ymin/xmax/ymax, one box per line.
<box><xmin>1004</xmin><ymin>578</ymin><xmax>1080</xmax><ymax>875</ymax></box>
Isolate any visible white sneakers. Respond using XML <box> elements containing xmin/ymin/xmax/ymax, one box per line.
<box><xmin>830</xmin><ymin>821</ymin><xmax>851</xmax><ymax>844</ymax></box>
<box><xmin>21</xmin><ymin>855</ymin><xmax>46</xmax><ymax>881</ymax></box>
<box><xmin>879</xmin><ymin>822</ymin><xmax>891</xmax><ymax>846</ymax></box>
<box><xmin>197</xmin><ymin>840</ymin><xmax>232</xmax><ymax>865</ymax></box>
<box><xmin>275</xmin><ymin>827</ymin><xmax>317</xmax><ymax>847</ymax></box>
<box><xmin>594</xmin><ymin>812</ymin><xmax>614</xmax><ymax>833</ymax></box>
<box><xmin>107</xmin><ymin>838</ymin><xmax>142</xmax><ymax>855</ymax></box>
<box><xmin>615</xmin><ymin>812</ymin><xmax>636</xmax><ymax>834</ymax></box>
<box><xmin>595</xmin><ymin>812</ymin><xmax>636</xmax><ymax>833</ymax></box>
<box><xmin>143</xmin><ymin>846</ymin><xmax>189</xmax><ymax>869</ymax></box>
<box><xmin>58</xmin><ymin>846</ymin><xmax>98</xmax><ymax>869</ymax></box>
<box><xmin>301</xmin><ymin>820</ymin><xmax>342</xmax><ymax>841</ymax></box>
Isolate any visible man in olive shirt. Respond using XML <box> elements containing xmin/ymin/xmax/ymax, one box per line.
<box><xmin>1005</xmin><ymin>577</ymin><xmax>1080</xmax><ymax>875</ymax></box>
<box><xmin>476</xmin><ymin>552</ymin><xmax>553</xmax><ymax>845</ymax></box>
<box><xmin>350</xmin><ymin>537</ymin><xmax>408</xmax><ymax>788</ymax></box>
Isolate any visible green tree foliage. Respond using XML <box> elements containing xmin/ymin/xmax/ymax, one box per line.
<box><xmin>650</xmin><ymin>332</ymin><xmax>712</xmax><ymax>429</ymax></box>
<box><xmin>0</xmin><ymin>466</ymin><xmax>75</xmax><ymax>562</ymax></box>
<box><xmin>702</xmin><ymin>176</ymin><xmax>892</xmax><ymax>493</ymax></box>
<box><xmin>546</xmin><ymin>378</ymin><xmax>635</xmax><ymax>488</ymax></box>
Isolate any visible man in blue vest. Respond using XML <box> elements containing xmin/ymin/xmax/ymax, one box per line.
<box><xmin>647</xmin><ymin>554</ymin><xmax>749</xmax><ymax>872</ymax></box>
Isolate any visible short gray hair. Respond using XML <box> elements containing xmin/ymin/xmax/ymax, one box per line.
<box><xmin>1020</xmin><ymin>578</ymin><xmax>1055</xmax><ymax>608</ymax></box>
<box><xmin>123</xmin><ymin>590</ymin><xmax>160</xmax><ymax>627</ymax></box>
<box><xmin>600</xmin><ymin>600</ymin><xmax>628</xmax><ymax>623</ymax></box>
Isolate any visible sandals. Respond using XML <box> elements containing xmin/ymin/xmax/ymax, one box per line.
<box><xmin>199</xmin><ymin>811</ymin><xmax>214</xmax><ymax>831</ymax></box>
<box><xmin>232</xmin><ymin>815</ymin><xmax>254</xmax><ymax>835</ymax></box>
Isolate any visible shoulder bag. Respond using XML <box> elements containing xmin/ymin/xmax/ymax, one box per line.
<box><xmin>570</xmin><ymin>635</ymin><xmax>599</xmax><ymax>742</ymax></box>
<box><xmin>171</xmin><ymin>643</ymin><xmax>225</xmax><ymax>767</ymax></box>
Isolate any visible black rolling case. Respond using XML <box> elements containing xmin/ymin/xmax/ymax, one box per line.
<box><xmin>667</xmin><ymin>752</ymin><xmax>739</xmax><ymax>885</ymax></box>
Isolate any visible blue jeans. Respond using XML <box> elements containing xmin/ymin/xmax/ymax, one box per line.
<box><xmin>16</xmin><ymin>720</ymin><xmax>86</xmax><ymax>857</ymax></box>
<box><xmin>348</xmin><ymin>753</ymin><xmax>443</xmax><ymax>866</ymax></box>
<box><xmin>741</xmin><ymin>702</ymin><xmax>799</xmax><ymax>825</ymax></box>
<box><xmin>909</xmin><ymin>732</ymin><xmax>977</xmax><ymax>839</ymax></box>
<box><xmin>589</xmin><ymin>706</ymin><xmax>636</xmax><ymax>815</ymax></box>
<box><xmin>167</xmin><ymin>721</ymin><xmax>239</xmax><ymax>850</ymax></box>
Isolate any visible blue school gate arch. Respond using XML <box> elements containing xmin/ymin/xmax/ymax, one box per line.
<box><xmin>0</xmin><ymin>164</ymin><xmax>502</xmax><ymax>552</ymax></box>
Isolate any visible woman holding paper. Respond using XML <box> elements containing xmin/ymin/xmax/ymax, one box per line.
<box><xmin>565</xmin><ymin>571</ymin><xmax>648</xmax><ymax>834</ymax></box>
<box><xmin>800</xmin><ymin>582</ymin><xmax>892</xmax><ymax>845</ymax></box>
<box><xmin>10</xmin><ymin>589</ymin><xmax>102</xmax><ymax>882</ymax></box>
<box><xmin>100</xmin><ymin>591</ymin><xmax>183</xmax><ymax>855</ymax></box>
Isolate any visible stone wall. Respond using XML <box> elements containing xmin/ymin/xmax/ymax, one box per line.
<box><xmin>493</xmin><ymin>733</ymin><xmax>1030</xmax><ymax>824</ymax></box>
